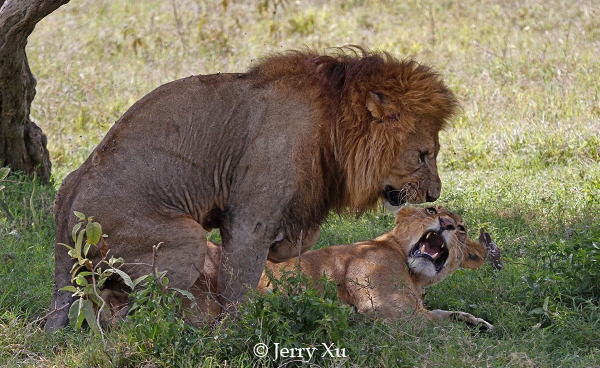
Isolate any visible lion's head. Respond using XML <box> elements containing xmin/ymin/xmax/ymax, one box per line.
<box><xmin>254</xmin><ymin>48</ymin><xmax>459</xmax><ymax>236</ymax></box>
<box><xmin>380</xmin><ymin>123</ymin><xmax>442</xmax><ymax>212</ymax></box>
<box><xmin>391</xmin><ymin>205</ymin><xmax>487</xmax><ymax>287</ymax></box>
<box><xmin>317</xmin><ymin>50</ymin><xmax>458</xmax><ymax>212</ymax></box>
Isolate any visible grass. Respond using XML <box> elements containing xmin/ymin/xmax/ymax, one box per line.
<box><xmin>1</xmin><ymin>0</ymin><xmax>599</xmax><ymax>366</ymax></box>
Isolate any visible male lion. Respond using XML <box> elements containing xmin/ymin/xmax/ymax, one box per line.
<box><xmin>46</xmin><ymin>47</ymin><xmax>458</xmax><ymax>331</ymax></box>
<box><xmin>198</xmin><ymin>206</ymin><xmax>493</xmax><ymax>329</ymax></box>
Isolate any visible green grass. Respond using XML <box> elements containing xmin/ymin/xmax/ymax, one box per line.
<box><xmin>1</xmin><ymin>0</ymin><xmax>599</xmax><ymax>366</ymax></box>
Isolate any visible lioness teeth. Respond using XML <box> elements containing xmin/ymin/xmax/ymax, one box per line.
<box><xmin>426</xmin><ymin>233</ymin><xmax>432</xmax><ymax>239</ymax></box>
<box><xmin>420</xmin><ymin>244</ymin><xmax>426</xmax><ymax>254</ymax></box>
<box><xmin>432</xmin><ymin>252</ymin><xmax>439</xmax><ymax>259</ymax></box>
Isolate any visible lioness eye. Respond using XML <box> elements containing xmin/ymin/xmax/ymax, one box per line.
<box><xmin>419</xmin><ymin>152</ymin><xmax>428</xmax><ymax>163</ymax></box>
<box><xmin>457</xmin><ymin>225</ymin><xmax>466</xmax><ymax>232</ymax></box>
<box><xmin>426</xmin><ymin>207</ymin><xmax>437</xmax><ymax>214</ymax></box>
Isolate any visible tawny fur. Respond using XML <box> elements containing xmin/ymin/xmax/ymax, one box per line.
<box><xmin>46</xmin><ymin>47</ymin><xmax>458</xmax><ymax>331</ymax></box>
<box><xmin>197</xmin><ymin>206</ymin><xmax>492</xmax><ymax>329</ymax></box>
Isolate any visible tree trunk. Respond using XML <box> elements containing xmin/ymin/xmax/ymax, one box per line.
<box><xmin>0</xmin><ymin>0</ymin><xmax>70</xmax><ymax>183</ymax></box>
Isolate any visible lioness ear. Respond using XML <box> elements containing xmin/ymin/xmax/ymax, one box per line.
<box><xmin>461</xmin><ymin>239</ymin><xmax>487</xmax><ymax>269</ymax></box>
<box><xmin>366</xmin><ymin>91</ymin><xmax>385</xmax><ymax>120</ymax></box>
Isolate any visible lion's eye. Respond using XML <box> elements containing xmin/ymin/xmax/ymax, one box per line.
<box><xmin>419</xmin><ymin>152</ymin><xmax>428</xmax><ymax>164</ymax></box>
<box><xmin>457</xmin><ymin>225</ymin><xmax>466</xmax><ymax>232</ymax></box>
<box><xmin>426</xmin><ymin>207</ymin><xmax>437</xmax><ymax>214</ymax></box>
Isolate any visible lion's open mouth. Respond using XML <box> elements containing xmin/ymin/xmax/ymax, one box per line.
<box><xmin>383</xmin><ymin>185</ymin><xmax>406</xmax><ymax>207</ymax></box>
<box><xmin>410</xmin><ymin>231</ymin><xmax>449</xmax><ymax>272</ymax></box>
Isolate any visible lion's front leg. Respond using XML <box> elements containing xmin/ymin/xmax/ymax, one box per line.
<box><xmin>217</xmin><ymin>219</ymin><xmax>276</xmax><ymax>313</ymax></box>
<box><xmin>426</xmin><ymin>309</ymin><xmax>494</xmax><ymax>330</ymax></box>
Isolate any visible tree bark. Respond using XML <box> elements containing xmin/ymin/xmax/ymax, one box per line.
<box><xmin>0</xmin><ymin>0</ymin><xmax>70</xmax><ymax>183</ymax></box>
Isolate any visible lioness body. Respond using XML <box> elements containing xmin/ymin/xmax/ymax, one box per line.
<box><xmin>199</xmin><ymin>206</ymin><xmax>492</xmax><ymax>328</ymax></box>
<box><xmin>47</xmin><ymin>48</ymin><xmax>458</xmax><ymax>331</ymax></box>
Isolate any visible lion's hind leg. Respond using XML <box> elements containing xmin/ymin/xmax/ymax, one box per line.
<box><xmin>126</xmin><ymin>216</ymin><xmax>209</xmax><ymax>294</ymax></box>
<box><xmin>98</xmin><ymin>288</ymin><xmax>130</xmax><ymax>326</ymax></box>
<box><xmin>92</xmin><ymin>216</ymin><xmax>210</xmax><ymax>325</ymax></box>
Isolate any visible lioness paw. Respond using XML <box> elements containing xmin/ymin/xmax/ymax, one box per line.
<box><xmin>455</xmin><ymin>311</ymin><xmax>494</xmax><ymax>330</ymax></box>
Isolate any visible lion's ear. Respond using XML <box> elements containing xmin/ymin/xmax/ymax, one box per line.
<box><xmin>461</xmin><ymin>239</ymin><xmax>487</xmax><ymax>269</ymax></box>
<box><xmin>366</xmin><ymin>91</ymin><xmax>385</xmax><ymax>120</ymax></box>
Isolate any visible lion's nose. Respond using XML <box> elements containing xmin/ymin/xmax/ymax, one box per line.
<box><xmin>426</xmin><ymin>192</ymin><xmax>439</xmax><ymax>202</ymax></box>
<box><xmin>426</xmin><ymin>174</ymin><xmax>442</xmax><ymax>202</ymax></box>
<box><xmin>439</xmin><ymin>216</ymin><xmax>455</xmax><ymax>231</ymax></box>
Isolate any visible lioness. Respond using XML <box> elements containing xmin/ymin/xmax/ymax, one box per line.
<box><xmin>197</xmin><ymin>206</ymin><xmax>493</xmax><ymax>329</ymax></box>
<box><xmin>47</xmin><ymin>47</ymin><xmax>459</xmax><ymax>331</ymax></box>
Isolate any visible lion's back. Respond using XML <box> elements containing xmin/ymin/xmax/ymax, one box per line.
<box><xmin>53</xmin><ymin>75</ymin><xmax>253</xmax><ymax>239</ymax></box>
<box><xmin>53</xmin><ymin>72</ymin><xmax>319</xmax><ymax>245</ymax></box>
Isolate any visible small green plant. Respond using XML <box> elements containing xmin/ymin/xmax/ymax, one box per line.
<box><xmin>127</xmin><ymin>243</ymin><xmax>197</xmax><ymax>320</ymax></box>
<box><xmin>98</xmin><ymin>243</ymin><xmax>205</xmax><ymax>367</ymax></box>
<box><xmin>58</xmin><ymin>214</ymin><xmax>198</xmax><ymax>337</ymax></box>
<box><xmin>214</xmin><ymin>265</ymin><xmax>353</xmax><ymax>366</ymax></box>
<box><xmin>263</xmin><ymin>266</ymin><xmax>350</xmax><ymax>343</ymax></box>
<box><xmin>121</xmin><ymin>256</ymin><xmax>201</xmax><ymax>363</ymax></box>
<box><xmin>58</xmin><ymin>212</ymin><xmax>136</xmax><ymax>335</ymax></box>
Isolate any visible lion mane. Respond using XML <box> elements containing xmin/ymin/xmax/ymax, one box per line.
<box><xmin>250</xmin><ymin>47</ymin><xmax>458</xmax><ymax>239</ymax></box>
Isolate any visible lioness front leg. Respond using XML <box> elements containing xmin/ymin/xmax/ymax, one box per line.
<box><xmin>267</xmin><ymin>225</ymin><xmax>320</xmax><ymax>263</ymax></box>
<box><xmin>426</xmin><ymin>309</ymin><xmax>494</xmax><ymax>330</ymax></box>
